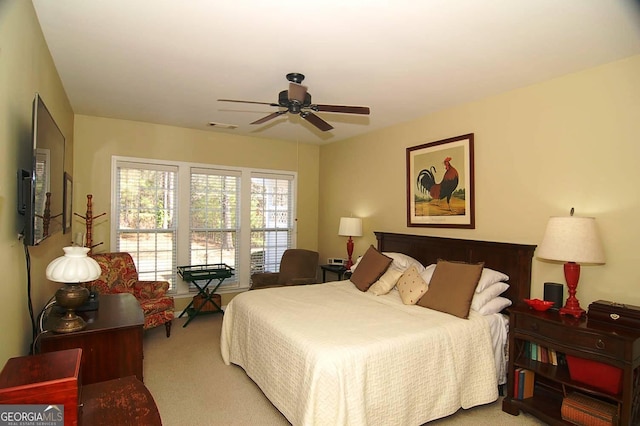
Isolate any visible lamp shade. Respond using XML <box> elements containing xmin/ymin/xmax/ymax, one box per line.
<box><xmin>338</xmin><ymin>217</ymin><xmax>363</xmax><ymax>237</ymax></box>
<box><xmin>46</xmin><ymin>246</ymin><xmax>102</xmax><ymax>283</ymax></box>
<box><xmin>537</xmin><ymin>216</ymin><xmax>605</xmax><ymax>264</ymax></box>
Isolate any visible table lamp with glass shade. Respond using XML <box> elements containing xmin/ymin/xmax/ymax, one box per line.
<box><xmin>338</xmin><ymin>217</ymin><xmax>363</xmax><ymax>270</ymax></box>
<box><xmin>46</xmin><ymin>246</ymin><xmax>102</xmax><ymax>333</ymax></box>
<box><xmin>536</xmin><ymin>209</ymin><xmax>605</xmax><ymax>318</ymax></box>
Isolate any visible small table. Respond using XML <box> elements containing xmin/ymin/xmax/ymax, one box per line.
<box><xmin>320</xmin><ymin>264</ymin><xmax>349</xmax><ymax>282</ymax></box>
<box><xmin>40</xmin><ymin>293</ymin><xmax>144</xmax><ymax>385</ymax></box>
<box><xmin>177</xmin><ymin>263</ymin><xmax>234</xmax><ymax>327</ymax></box>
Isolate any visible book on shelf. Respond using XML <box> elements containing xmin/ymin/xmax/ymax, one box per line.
<box><xmin>526</xmin><ymin>343</ymin><xmax>561</xmax><ymax>366</ymax></box>
<box><xmin>561</xmin><ymin>392</ymin><xmax>618</xmax><ymax>426</ymax></box>
<box><xmin>513</xmin><ymin>368</ymin><xmax>535</xmax><ymax>400</ymax></box>
<box><xmin>522</xmin><ymin>369</ymin><xmax>535</xmax><ymax>399</ymax></box>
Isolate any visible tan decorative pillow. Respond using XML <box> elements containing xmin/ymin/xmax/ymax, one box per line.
<box><xmin>349</xmin><ymin>245</ymin><xmax>392</xmax><ymax>292</ymax></box>
<box><xmin>417</xmin><ymin>259</ymin><xmax>484</xmax><ymax>318</ymax></box>
<box><xmin>396</xmin><ymin>266</ymin><xmax>428</xmax><ymax>305</ymax></box>
<box><xmin>368</xmin><ymin>268</ymin><xmax>403</xmax><ymax>296</ymax></box>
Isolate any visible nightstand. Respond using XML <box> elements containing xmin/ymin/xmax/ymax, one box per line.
<box><xmin>502</xmin><ymin>304</ymin><xmax>640</xmax><ymax>425</ymax></box>
<box><xmin>320</xmin><ymin>264</ymin><xmax>349</xmax><ymax>282</ymax></box>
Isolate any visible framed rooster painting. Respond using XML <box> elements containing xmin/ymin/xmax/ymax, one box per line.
<box><xmin>406</xmin><ymin>133</ymin><xmax>474</xmax><ymax>228</ymax></box>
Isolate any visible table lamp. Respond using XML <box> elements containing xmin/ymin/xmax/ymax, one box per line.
<box><xmin>46</xmin><ymin>246</ymin><xmax>102</xmax><ymax>333</ymax></box>
<box><xmin>338</xmin><ymin>217</ymin><xmax>362</xmax><ymax>269</ymax></box>
<box><xmin>536</xmin><ymin>209</ymin><xmax>605</xmax><ymax>318</ymax></box>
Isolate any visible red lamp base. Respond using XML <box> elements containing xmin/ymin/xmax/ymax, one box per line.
<box><xmin>559</xmin><ymin>261</ymin><xmax>585</xmax><ymax>318</ymax></box>
<box><xmin>345</xmin><ymin>236</ymin><xmax>355</xmax><ymax>270</ymax></box>
<box><xmin>559</xmin><ymin>305</ymin><xmax>585</xmax><ymax>318</ymax></box>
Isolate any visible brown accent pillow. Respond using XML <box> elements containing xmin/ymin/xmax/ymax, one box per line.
<box><xmin>349</xmin><ymin>245</ymin><xmax>392</xmax><ymax>292</ymax></box>
<box><xmin>417</xmin><ymin>259</ymin><xmax>484</xmax><ymax>318</ymax></box>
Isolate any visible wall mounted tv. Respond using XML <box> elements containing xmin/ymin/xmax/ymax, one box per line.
<box><xmin>18</xmin><ymin>93</ymin><xmax>65</xmax><ymax>246</ymax></box>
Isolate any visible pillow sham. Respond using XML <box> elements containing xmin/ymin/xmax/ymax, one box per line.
<box><xmin>417</xmin><ymin>260</ymin><xmax>484</xmax><ymax>318</ymax></box>
<box><xmin>475</xmin><ymin>268</ymin><xmax>509</xmax><ymax>293</ymax></box>
<box><xmin>349</xmin><ymin>245</ymin><xmax>393</xmax><ymax>292</ymax></box>
<box><xmin>477</xmin><ymin>296</ymin><xmax>512</xmax><ymax>315</ymax></box>
<box><xmin>368</xmin><ymin>268</ymin><xmax>404</xmax><ymax>296</ymax></box>
<box><xmin>470</xmin><ymin>282</ymin><xmax>510</xmax><ymax>312</ymax></box>
<box><xmin>383</xmin><ymin>252</ymin><xmax>425</xmax><ymax>274</ymax></box>
<box><xmin>396</xmin><ymin>266</ymin><xmax>428</xmax><ymax>304</ymax></box>
<box><xmin>420</xmin><ymin>264</ymin><xmax>436</xmax><ymax>284</ymax></box>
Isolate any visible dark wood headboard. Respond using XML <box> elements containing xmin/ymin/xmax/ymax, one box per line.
<box><xmin>375</xmin><ymin>232</ymin><xmax>536</xmax><ymax>305</ymax></box>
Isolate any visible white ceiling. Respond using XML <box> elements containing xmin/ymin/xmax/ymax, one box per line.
<box><xmin>32</xmin><ymin>0</ymin><xmax>640</xmax><ymax>145</ymax></box>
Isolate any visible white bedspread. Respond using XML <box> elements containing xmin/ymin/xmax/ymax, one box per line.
<box><xmin>221</xmin><ymin>281</ymin><xmax>499</xmax><ymax>426</ymax></box>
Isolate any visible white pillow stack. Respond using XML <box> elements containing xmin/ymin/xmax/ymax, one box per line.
<box><xmin>366</xmin><ymin>252</ymin><xmax>425</xmax><ymax>296</ymax></box>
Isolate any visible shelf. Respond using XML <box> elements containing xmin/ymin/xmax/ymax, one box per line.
<box><xmin>514</xmin><ymin>356</ymin><xmax>624</xmax><ymax>404</ymax></box>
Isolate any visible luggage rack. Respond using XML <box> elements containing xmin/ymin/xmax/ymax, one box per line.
<box><xmin>177</xmin><ymin>263</ymin><xmax>234</xmax><ymax>327</ymax></box>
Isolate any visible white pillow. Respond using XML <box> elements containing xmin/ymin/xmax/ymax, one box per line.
<box><xmin>470</xmin><ymin>282</ymin><xmax>509</xmax><ymax>311</ymax></box>
<box><xmin>475</xmin><ymin>268</ymin><xmax>509</xmax><ymax>293</ymax></box>
<box><xmin>368</xmin><ymin>268</ymin><xmax>404</xmax><ymax>296</ymax></box>
<box><xmin>350</xmin><ymin>256</ymin><xmax>363</xmax><ymax>272</ymax></box>
<box><xmin>477</xmin><ymin>296</ymin><xmax>512</xmax><ymax>315</ymax></box>
<box><xmin>383</xmin><ymin>252</ymin><xmax>425</xmax><ymax>274</ymax></box>
<box><xmin>419</xmin><ymin>264</ymin><xmax>436</xmax><ymax>284</ymax></box>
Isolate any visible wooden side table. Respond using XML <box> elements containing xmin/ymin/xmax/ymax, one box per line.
<box><xmin>0</xmin><ymin>349</ymin><xmax>161</xmax><ymax>426</ymax></box>
<box><xmin>0</xmin><ymin>348</ymin><xmax>82</xmax><ymax>426</ymax></box>
<box><xmin>502</xmin><ymin>304</ymin><xmax>640</xmax><ymax>425</ymax></box>
<box><xmin>40</xmin><ymin>293</ymin><xmax>144</xmax><ymax>385</ymax></box>
<box><xmin>320</xmin><ymin>264</ymin><xmax>348</xmax><ymax>282</ymax></box>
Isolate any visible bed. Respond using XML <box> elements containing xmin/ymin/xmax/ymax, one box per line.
<box><xmin>221</xmin><ymin>232</ymin><xmax>536</xmax><ymax>425</ymax></box>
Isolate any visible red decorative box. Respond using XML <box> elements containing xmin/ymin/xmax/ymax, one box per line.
<box><xmin>566</xmin><ymin>355</ymin><xmax>622</xmax><ymax>395</ymax></box>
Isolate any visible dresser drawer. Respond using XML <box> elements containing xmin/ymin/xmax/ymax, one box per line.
<box><xmin>515</xmin><ymin>313</ymin><xmax>625</xmax><ymax>359</ymax></box>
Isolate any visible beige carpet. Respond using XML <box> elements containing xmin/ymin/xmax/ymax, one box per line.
<box><xmin>143</xmin><ymin>314</ymin><xmax>547</xmax><ymax>425</ymax></box>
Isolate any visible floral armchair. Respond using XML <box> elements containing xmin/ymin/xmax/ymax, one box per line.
<box><xmin>86</xmin><ymin>252</ymin><xmax>174</xmax><ymax>337</ymax></box>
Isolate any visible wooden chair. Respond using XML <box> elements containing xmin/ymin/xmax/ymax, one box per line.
<box><xmin>86</xmin><ymin>252</ymin><xmax>174</xmax><ymax>337</ymax></box>
<box><xmin>250</xmin><ymin>249</ymin><xmax>319</xmax><ymax>290</ymax></box>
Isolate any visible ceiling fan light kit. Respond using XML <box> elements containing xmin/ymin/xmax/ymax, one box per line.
<box><xmin>218</xmin><ymin>73</ymin><xmax>370</xmax><ymax>132</ymax></box>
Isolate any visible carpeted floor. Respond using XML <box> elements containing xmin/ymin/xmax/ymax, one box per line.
<box><xmin>143</xmin><ymin>313</ymin><xmax>547</xmax><ymax>425</ymax></box>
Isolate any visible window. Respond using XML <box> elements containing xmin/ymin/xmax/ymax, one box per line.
<box><xmin>112</xmin><ymin>157</ymin><xmax>296</xmax><ymax>294</ymax></box>
<box><xmin>114</xmin><ymin>161</ymin><xmax>177</xmax><ymax>290</ymax></box>
<box><xmin>189</xmin><ymin>168</ymin><xmax>240</xmax><ymax>287</ymax></box>
<box><xmin>250</xmin><ymin>173</ymin><xmax>295</xmax><ymax>273</ymax></box>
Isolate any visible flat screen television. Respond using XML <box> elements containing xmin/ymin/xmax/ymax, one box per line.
<box><xmin>18</xmin><ymin>93</ymin><xmax>65</xmax><ymax>246</ymax></box>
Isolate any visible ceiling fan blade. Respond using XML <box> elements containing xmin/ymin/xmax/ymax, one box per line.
<box><xmin>218</xmin><ymin>99</ymin><xmax>279</xmax><ymax>107</ymax></box>
<box><xmin>302</xmin><ymin>112</ymin><xmax>333</xmax><ymax>132</ymax></box>
<box><xmin>250</xmin><ymin>110</ymin><xmax>287</xmax><ymax>125</ymax></box>
<box><xmin>288</xmin><ymin>83</ymin><xmax>308</xmax><ymax>103</ymax></box>
<box><xmin>313</xmin><ymin>104</ymin><xmax>370</xmax><ymax>115</ymax></box>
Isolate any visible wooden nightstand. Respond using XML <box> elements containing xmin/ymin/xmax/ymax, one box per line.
<box><xmin>320</xmin><ymin>264</ymin><xmax>349</xmax><ymax>282</ymax></box>
<box><xmin>502</xmin><ymin>304</ymin><xmax>640</xmax><ymax>425</ymax></box>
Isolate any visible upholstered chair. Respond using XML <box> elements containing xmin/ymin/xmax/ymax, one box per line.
<box><xmin>250</xmin><ymin>248</ymin><xmax>319</xmax><ymax>290</ymax></box>
<box><xmin>86</xmin><ymin>252</ymin><xmax>174</xmax><ymax>337</ymax></box>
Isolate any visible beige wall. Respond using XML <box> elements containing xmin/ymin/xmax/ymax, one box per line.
<box><xmin>319</xmin><ymin>55</ymin><xmax>640</xmax><ymax>307</ymax></box>
<box><xmin>73</xmin><ymin>115</ymin><xmax>320</xmax><ymax>306</ymax></box>
<box><xmin>0</xmin><ymin>1</ymin><xmax>74</xmax><ymax>363</ymax></box>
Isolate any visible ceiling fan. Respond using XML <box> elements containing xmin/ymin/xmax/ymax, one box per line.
<box><xmin>218</xmin><ymin>73</ymin><xmax>370</xmax><ymax>132</ymax></box>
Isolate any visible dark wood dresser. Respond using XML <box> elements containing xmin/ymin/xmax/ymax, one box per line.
<box><xmin>502</xmin><ymin>304</ymin><xmax>640</xmax><ymax>425</ymax></box>
<box><xmin>40</xmin><ymin>293</ymin><xmax>144</xmax><ymax>385</ymax></box>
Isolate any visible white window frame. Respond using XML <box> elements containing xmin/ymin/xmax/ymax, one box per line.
<box><xmin>111</xmin><ymin>156</ymin><xmax>297</xmax><ymax>296</ymax></box>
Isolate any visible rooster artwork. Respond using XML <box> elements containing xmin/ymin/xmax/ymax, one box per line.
<box><xmin>416</xmin><ymin>157</ymin><xmax>461</xmax><ymax>214</ymax></box>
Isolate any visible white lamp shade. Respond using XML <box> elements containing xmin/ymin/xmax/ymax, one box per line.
<box><xmin>537</xmin><ymin>216</ymin><xmax>605</xmax><ymax>264</ymax></box>
<box><xmin>338</xmin><ymin>217</ymin><xmax>363</xmax><ymax>237</ymax></box>
<box><xmin>46</xmin><ymin>246</ymin><xmax>102</xmax><ymax>283</ymax></box>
